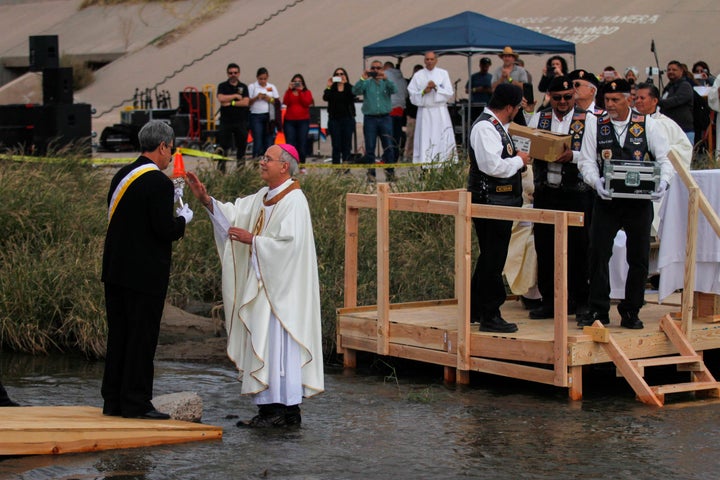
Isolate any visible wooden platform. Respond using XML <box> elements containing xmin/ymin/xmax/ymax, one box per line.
<box><xmin>337</xmin><ymin>295</ymin><xmax>720</xmax><ymax>399</ymax></box>
<box><xmin>0</xmin><ymin>406</ymin><xmax>222</xmax><ymax>455</ymax></box>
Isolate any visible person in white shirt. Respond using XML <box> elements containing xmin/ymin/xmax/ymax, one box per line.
<box><xmin>467</xmin><ymin>83</ymin><xmax>531</xmax><ymax>333</ymax></box>
<box><xmin>577</xmin><ymin>79</ymin><xmax>674</xmax><ymax>330</ymax></box>
<box><xmin>248</xmin><ymin>67</ymin><xmax>280</xmax><ymax>158</ymax></box>
<box><xmin>407</xmin><ymin>51</ymin><xmax>457</xmax><ymax>165</ymax></box>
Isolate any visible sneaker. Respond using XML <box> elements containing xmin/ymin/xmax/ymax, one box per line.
<box><xmin>480</xmin><ymin>315</ymin><xmax>518</xmax><ymax>333</ymax></box>
<box><xmin>576</xmin><ymin>311</ymin><xmax>610</xmax><ymax>328</ymax></box>
<box><xmin>618</xmin><ymin>304</ymin><xmax>644</xmax><ymax>329</ymax></box>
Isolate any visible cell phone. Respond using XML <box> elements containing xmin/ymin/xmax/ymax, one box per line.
<box><xmin>332</xmin><ymin>76</ymin><xmax>342</xmax><ymax>83</ymax></box>
<box><xmin>367</xmin><ymin>71</ymin><xmax>377</xmax><ymax>78</ymax></box>
<box><xmin>293</xmin><ymin>82</ymin><xmax>302</xmax><ymax>88</ymax></box>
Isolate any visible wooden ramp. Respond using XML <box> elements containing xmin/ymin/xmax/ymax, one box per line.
<box><xmin>0</xmin><ymin>406</ymin><xmax>222</xmax><ymax>455</ymax></box>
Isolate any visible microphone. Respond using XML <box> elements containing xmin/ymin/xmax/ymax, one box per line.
<box><xmin>651</xmin><ymin>39</ymin><xmax>655</xmax><ymax>53</ymax></box>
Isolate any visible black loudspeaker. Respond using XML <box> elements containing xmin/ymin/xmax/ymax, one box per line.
<box><xmin>0</xmin><ymin>104</ymin><xmax>39</xmax><ymax>152</ymax></box>
<box><xmin>33</xmin><ymin>103</ymin><xmax>92</xmax><ymax>155</ymax></box>
<box><xmin>29</xmin><ymin>35</ymin><xmax>59</xmax><ymax>71</ymax></box>
<box><xmin>42</xmin><ymin>67</ymin><xmax>73</xmax><ymax>105</ymax></box>
<box><xmin>171</xmin><ymin>114</ymin><xmax>191</xmax><ymax>137</ymax></box>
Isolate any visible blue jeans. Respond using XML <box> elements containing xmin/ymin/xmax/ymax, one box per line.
<box><xmin>328</xmin><ymin>117</ymin><xmax>355</xmax><ymax>164</ymax></box>
<box><xmin>284</xmin><ymin>119</ymin><xmax>310</xmax><ymax>164</ymax></box>
<box><xmin>250</xmin><ymin>113</ymin><xmax>274</xmax><ymax>158</ymax></box>
<box><xmin>362</xmin><ymin>114</ymin><xmax>395</xmax><ymax>176</ymax></box>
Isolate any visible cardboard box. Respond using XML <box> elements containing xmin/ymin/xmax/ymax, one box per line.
<box><xmin>508</xmin><ymin>123</ymin><xmax>571</xmax><ymax>162</ymax></box>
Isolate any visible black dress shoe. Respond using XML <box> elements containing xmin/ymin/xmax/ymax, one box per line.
<box><xmin>529</xmin><ymin>305</ymin><xmax>554</xmax><ymax>319</ymax></box>
<box><xmin>125</xmin><ymin>409</ymin><xmax>170</xmax><ymax>420</ymax></box>
<box><xmin>520</xmin><ymin>296</ymin><xmax>543</xmax><ymax>310</ymax></box>
<box><xmin>617</xmin><ymin>304</ymin><xmax>644</xmax><ymax>329</ymax></box>
<box><xmin>576</xmin><ymin>311</ymin><xmax>610</xmax><ymax>328</ymax></box>
<box><xmin>103</xmin><ymin>408</ymin><xmax>122</xmax><ymax>416</ymax></box>
<box><xmin>480</xmin><ymin>315</ymin><xmax>518</xmax><ymax>333</ymax></box>
<box><xmin>0</xmin><ymin>399</ymin><xmax>20</xmax><ymax>407</ymax></box>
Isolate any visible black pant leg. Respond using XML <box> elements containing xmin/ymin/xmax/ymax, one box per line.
<box><xmin>471</xmin><ymin>215</ymin><xmax>513</xmax><ymax>319</ymax></box>
<box><xmin>620</xmin><ymin>199</ymin><xmax>653</xmax><ymax>313</ymax></box>
<box><xmin>587</xmin><ymin>200</ymin><xmax>622</xmax><ymax>314</ymax></box>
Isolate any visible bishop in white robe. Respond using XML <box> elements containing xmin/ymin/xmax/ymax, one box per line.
<box><xmin>187</xmin><ymin>144</ymin><xmax>323</xmax><ymax>428</ymax></box>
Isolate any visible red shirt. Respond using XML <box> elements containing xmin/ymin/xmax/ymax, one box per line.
<box><xmin>283</xmin><ymin>89</ymin><xmax>314</xmax><ymax>120</ymax></box>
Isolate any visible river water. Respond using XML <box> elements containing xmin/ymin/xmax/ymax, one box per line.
<box><xmin>1</xmin><ymin>354</ymin><xmax>720</xmax><ymax>480</ymax></box>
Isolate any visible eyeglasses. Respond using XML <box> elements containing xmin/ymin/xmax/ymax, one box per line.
<box><xmin>227</xmin><ymin>70</ymin><xmax>239</xmax><ymax>75</ymax></box>
<box><xmin>370</xmin><ymin>66</ymin><xmax>382</xmax><ymax>70</ymax></box>
<box><xmin>259</xmin><ymin>155</ymin><xmax>285</xmax><ymax>164</ymax></box>
<box><xmin>551</xmin><ymin>94</ymin><xmax>574</xmax><ymax>101</ymax></box>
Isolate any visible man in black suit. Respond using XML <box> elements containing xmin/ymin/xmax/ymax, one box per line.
<box><xmin>101</xmin><ymin>120</ymin><xmax>193</xmax><ymax>419</ymax></box>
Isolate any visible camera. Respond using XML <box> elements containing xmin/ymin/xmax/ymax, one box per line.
<box><xmin>293</xmin><ymin>82</ymin><xmax>302</xmax><ymax>88</ymax></box>
<box><xmin>645</xmin><ymin>66</ymin><xmax>663</xmax><ymax>76</ymax></box>
<box><xmin>367</xmin><ymin>70</ymin><xmax>378</xmax><ymax>78</ymax></box>
<box><xmin>332</xmin><ymin>76</ymin><xmax>342</xmax><ymax>83</ymax></box>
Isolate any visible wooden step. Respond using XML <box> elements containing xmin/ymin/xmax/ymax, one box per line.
<box><xmin>651</xmin><ymin>381</ymin><xmax>720</xmax><ymax>396</ymax></box>
<box><xmin>631</xmin><ymin>355</ymin><xmax>704</xmax><ymax>376</ymax></box>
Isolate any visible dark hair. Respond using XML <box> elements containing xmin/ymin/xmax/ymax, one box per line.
<box><xmin>227</xmin><ymin>63</ymin><xmax>239</xmax><ymax>72</ymax></box>
<box><xmin>546</xmin><ymin>56</ymin><xmax>568</xmax><ymax>75</ymax></box>
<box><xmin>256</xmin><ymin>67</ymin><xmax>268</xmax><ymax>78</ymax></box>
<box><xmin>291</xmin><ymin>73</ymin><xmax>307</xmax><ymax>90</ymax></box>
<box><xmin>331</xmin><ymin>67</ymin><xmax>352</xmax><ymax>90</ymax></box>
<box><xmin>667</xmin><ymin>60</ymin><xmax>682</xmax><ymax>69</ymax></box>
<box><xmin>693</xmin><ymin>61</ymin><xmax>711</xmax><ymax>74</ymax></box>
<box><xmin>636</xmin><ymin>82</ymin><xmax>660</xmax><ymax>99</ymax></box>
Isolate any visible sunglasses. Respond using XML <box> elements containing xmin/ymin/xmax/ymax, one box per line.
<box><xmin>334</xmin><ymin>72</ymin><xmax>346</xmax><ymax>76</ymax></box>
<box><xmin>551</xmin><ymin>94</ymin><xmax>574</xmax><ymax>101</ymax></box>
<box><xmin>370</xmin><ymin>66</ymin><xmax>382</xmax><ymax>70</ymax></box>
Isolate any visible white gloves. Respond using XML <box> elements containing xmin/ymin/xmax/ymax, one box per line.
<box><xmin>176</xmin><ymin>204</ymin><xmax>194</xmax><ymax>224</ymax></box>
<box><xmin>594</xmin><ymin>177</ymin><xmax>612</xmax><ymax>201</ymax></box>
<box><xmin>651</xmin><ymin>180</ymin><xmax>669</xmax><ymax>202</ymax></box>
<box><xmin>174</xmin><ymin>186</ymin><xmax>184</xmax><ymax>203</ymax></box>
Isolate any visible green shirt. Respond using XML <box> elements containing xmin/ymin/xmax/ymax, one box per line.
<box><xmin>352</xmin><ymin>78</ymin><xmax>397</xmax><ymax>115</ymax></box>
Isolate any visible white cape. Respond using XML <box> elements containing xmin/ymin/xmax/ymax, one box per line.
<box><xmin>213</xmin><ymin>186</ymin><xmax>324</xmax><ymax>397</ymax></box>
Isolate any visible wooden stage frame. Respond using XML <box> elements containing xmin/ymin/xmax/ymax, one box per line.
<box><xmin>337</xmin><ymin>159</ymin><xmax>720</xmax><ymax>405</ymax></box>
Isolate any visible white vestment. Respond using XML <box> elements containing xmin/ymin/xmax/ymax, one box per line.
<box><xmin>207</xmin><ymin>179</ymin><xmax>324</xmax><ymax>401</ymax></box>
<box><xmin>408</xmin><ymin>67</ymin><xmax>457</xmax><ymax>164</ymax></box>
<box><xmin>707</xmin><ymin>77</ymin><xmax>720</xmax><ymax>158</ymax></box>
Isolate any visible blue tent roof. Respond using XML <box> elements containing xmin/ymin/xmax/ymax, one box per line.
<box><xmin>363</xmin><ymin>11</ymin><xmax>575</xmax><ymax>58</ymax></box>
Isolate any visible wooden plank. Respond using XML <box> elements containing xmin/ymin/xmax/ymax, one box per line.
<box><xmin>388</xmin><ymin>189</ymin><xmax>465</xmax><ymax>201</ymax></box>
<box><xmin>0</xmin><ymin>406</ymin><xmax>221</xmax><ymax>455</ymax></box>
<box><xmin>377</xmin><ymin>183</ymin><xmax>390</xmax><ymax>355</ymax></box>
<box><xmin>456</xmin><ymin>190</ymin><xmax>472</xmax><ymax>372</ymax></box>
<box><xmin>470</xmin><ymin>336</ymin><xmax>555</xmax><ymax>364</ymax></box>
<box><xmin>388</xmin><ymin>197</ymin><xmax>460</xmax><ymax>216</ymax></box>
<box><xmin>343</xmin><ymin>205</ymin><xmax>359</xmax><ymax>309</ymax></box>
<box><xmin>469</xmin><ymin>357</ymin><xmax>557</xmax><ymax>385</ymax></box>
<box><xmin>341</xmin><ymin>335</ymin><xmax>377</xmax><ymax>353</ymax></box>
<box><xmin>682</xmin><ymin>186</ymin><xmax>699</xmax><ymax>333</ymax></box>
<box><xmin>633</xmin><ymin>355</ymin><xmax>702</xmax><ymax>368</ymax></box>
<box><xmin>387</xmin><ymin>344</ymin><xmax>457</xmax><ymax>367</ymax></box>
<box><xmin>652</xmin><ymin>381</ymin><xmax>720</xmax><ymax>396</ymax></box>
<box><xmin>583</xmin><ymin>326</ymin><xmax>610</xmax><ymax>343</ymax></box>
<box><xmin>389</xmin><ymin>322</ymin><xmax>455</xmax><ymax>352</ymax></box>
<box><xmin>470</xmin><ymin>203</ymin><xmax>584</xmax><ymax>225</ymax></box>
<box><xmin>338</xmin><ymin>317</ymin><xmax>376</xmax><ymax>339</ymax></box>
<box><xmin>660</xmin><ymin>315</ymin><xmax>719</xmax><ymax>386</ymax></box>
<box><xmin>553</xmin><ymin>211</ymin><xmax>569</xmax><ymax>387</ymax></box>
<box><xmin>596</xmin><ymin>322</ymin><xmax>663</xmax><ymax>406</ymax></box>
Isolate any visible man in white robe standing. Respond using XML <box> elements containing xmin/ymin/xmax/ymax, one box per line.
<box><xmin>407</xmin><ymin>51</ymin><xmax>457</xmax><ymax>165</ymax></box>
<box><xmin>186</xmin><ymin>144</ymin><xmax>324</xmax><ymax>428</ymax></box>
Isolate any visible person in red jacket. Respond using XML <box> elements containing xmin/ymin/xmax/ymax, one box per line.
<box><xmin>283</xmin><ymin>73</ymin><xmax>314</xmax><ymax>169</ymax></box>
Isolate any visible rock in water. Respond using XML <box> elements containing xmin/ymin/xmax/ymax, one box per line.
<box><xmin>152</xmin><ymin>392</ymin><xmax>203</xmax><ymax>422</ymax></box>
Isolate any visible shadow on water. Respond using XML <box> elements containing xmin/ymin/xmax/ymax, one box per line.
<box><xmin>2</xmin><ymin>353</ymin><xmax>720</xmax><ymax>480</ymax></box>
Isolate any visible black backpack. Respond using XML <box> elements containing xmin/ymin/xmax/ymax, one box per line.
<box><xmin>693</xmin><ymin>90</ymin><xmax>711</xmax><ymax>133</ymax></box>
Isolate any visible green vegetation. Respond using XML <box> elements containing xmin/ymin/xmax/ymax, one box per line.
<box><xmin>0</xmin><ymin>158</ymin><xmax>466</xmax><ymax>359</ymax></box>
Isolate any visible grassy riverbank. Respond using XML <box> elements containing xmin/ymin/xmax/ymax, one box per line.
<box><xmin>0</xmin><ymin>158</ymin><xmax>465</xmax><ymax>358</ymax></box>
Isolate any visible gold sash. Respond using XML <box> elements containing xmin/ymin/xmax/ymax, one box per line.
<box><xmin>107</xmin><ymin>163</ymin><xmax>159</xmax><ymax>222</ymax></box>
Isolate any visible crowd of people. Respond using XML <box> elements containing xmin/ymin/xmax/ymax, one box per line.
<box><xmin>467</xmin><ymin>46</ymin><xmax>714</xmax><ymax>334</ymax></box>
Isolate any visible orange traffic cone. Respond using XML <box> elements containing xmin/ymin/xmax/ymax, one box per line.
<box><xmin>172</xmin><ymin>150</ymin><xmax>186</xmax><ymax>178</ymax></box>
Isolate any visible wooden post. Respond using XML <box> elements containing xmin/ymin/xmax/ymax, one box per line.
<box><xmin>553</xmin><ymin>211</ymin><xmax>569</xmax><ymax>387</ymax></box>
<box><xmin>568</xmin><ymin>365</ymin><xmax>583</xmax><ymax>400</ymax></box>
<box><xmin>376</xmin><ymin>183</ymin><xmax>390</xmax><ymax>355</ymax></box>
<box><xmin>682</xmin><ymin>187</ymin><xmax>699</xmax><ymax>334</ymax></box>
<box><xmin>344</xmin><ymin>204</ymin><xmax>359</xmax><ymax>308</ymax></box>
<box><xmin>455</xmin><ymin>190</ymin><xmax>472</xmax><ymax>381</ymax></box>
